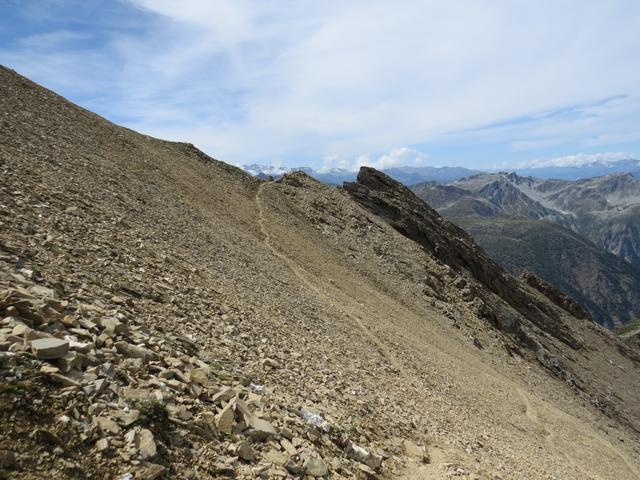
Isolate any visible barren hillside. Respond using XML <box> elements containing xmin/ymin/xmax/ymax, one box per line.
<box><xmin>1</xmin><ymin>66</ymin><xmax>640</xmax><ymax>480</ymax></box>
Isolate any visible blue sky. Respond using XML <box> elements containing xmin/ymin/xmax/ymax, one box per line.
<box><xmin>1</xmin><ymin>0</ymin><xmax>640</xmax><ymax>170</ymax></box>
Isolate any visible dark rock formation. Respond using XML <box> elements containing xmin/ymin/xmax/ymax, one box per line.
<box><xmin>345</xmin><ymin>167</ymin><xmax>583</xmax><ymax>351</ymax></box>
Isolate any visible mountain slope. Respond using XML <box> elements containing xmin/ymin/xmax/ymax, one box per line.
<box><xmin>453</xmin><ymin>171</ymin><xmax>640</xmax><ymax>267</ymax></box>
<box><xmin>413</xmin><ymin>175</ymin><xmax>640</xmax><ymax>327</ymax></box>
<box><xmin>451</xmin><ymin>215</ymin><xmax>640</xmax><ymax>328</ymax></box>
<box><xmin>2</xmin><ymin>65</ymin><xmax>640</xmax><ymax>480</ymax></box>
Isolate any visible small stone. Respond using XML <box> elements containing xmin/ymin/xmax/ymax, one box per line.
<box><xmin>55</xmin><ymin>351</ymin><xmax>81</xmax><ymax>372</ymax></box>
<box><xmin>174</xmin><ymin>335</ymin><xmax>198</xmax><ymax>351</ymax></box>
<box><xmin>8</xmin><ymin>342</ymin><xmax>29</xmax><ymax>353</ymax></box>
<box><xmin>236</xmin><ymin>441</ymin><xmax>255</xmax><ymax>462</ymax></box>
<box><xmin>122</xmin><ymin>357</ymin><xmax>146</xmax><ymax>373</ymax></box>
<box><xmin>69</xmin><ymin>327</ymin><xmax>92</xmax><ymax>339</ymax></box>
<box><xmin>212</xmin><ymin>463</ymin><xmax>235</xmax><ymax>476</ymax></box>
<box><xmin>171</xmin><ymin>405</ymin><xmax>192</xmax><ymax>421</ymax></box>
<box><xmin>29</xmin><ymin>285</ymin><xmax>57</xmax><ymax>299</ymax></box>
<box><xmin>95</xmin><ymin>438</ymin><xmax>109</xmax><ymax>452</ymax></box>
<box><xmin>60</xmin><ymin>315</ymin><xmax>78</xmax><ymax>327</ymax></box>
<box><xmin>284</xmin><ymin>459</ymin><xmax>305</xmax><ymax>476</ymax></box>
<box><xmin>94</xmin><ymin>416</ymin><xmax>121</xmax><ymax>434</ymax></box>
<box><xmin>235</xmin><ymin>398</ymin><xmax>276</xmax><ymax>441</ymax></box>
<box><xmin>114</xmin><ymin>341</ymin><xmax>158</xmax><ymax>362</ymax></box>
<box><xmin>280</xmin><ymin>438</ymin><xmax>297</xmax><ymax>455</ymax></box>
<box><xmin>135</xmin><ymin>429</ymin><xmax>157</xmax><ymax>459</ymax></box>
<box><xmin>210</xmin><ymin>387</ymin><xmax>235</xmax><ymax>404</ymax></box>
<box><xmin>303</xmin><ymin>454</ymin><xmax>328</xmax><ymax>477</ymax></box>
<box><xmin>12</xmin><ymin>324</ymin><xmax>32</xmax><ymax>337</ymax></box>
<box><xmin>136</xmin><ymin>463</ymin><xmax>166</xmax><ymax>480</ymax></box>
<box><xmin>31</xmin><ymin>338</ymin><xmax>69</xmax><ymax>360</ymax></box>
<box><xmin>190</xmin><ymin>368</ymin><xmax>209</xmax><ymax>386</ymax></box>
<box><xmin>48</xmin><ymin>373</ymin><xmax>81</xmax><ymax>387</ymax></box>
<box><xmin>68</xmin><ymin>339</ymin><xmax>92</xmax><ymax>354</ymax></box>
<box><xmin>100</xmin><ymin>317</ymin><xmax>126</xmax><ymax>335</ymax></box>
<box><xmin>94</xmin><ymin>378</ymin><xmax>108</xmax><ymax>394</ymax></box>
<box><xmin>261</xmin><ymin>358</ymin><xmax>280</xmax><ymax>369</ymax></box>
<box><xmin>345</xmin><ymin>442</ymin><xmax>383</xmax><ymax>471</ymax></box>
<box><xmin>120</xmin><ymin>387</ymin><xmax>155</xmax><ymax>402</ymax></box>
<box><xmin>114</xmin><ymin>409</ymin><xmax>140</xmax><ymax>427</ymax></box>
<box><xmin>215</xmin><ymin>402</ymin><xmax>236</xmax><ymax>434</ymax></box>
<box><xmin>263</xmin><ymin>449</ymin><xmax>289</xmax><ymax>466</ymax></box>
<box><xmin>57</xmin><ymin>415</ymin><xmax>71</xmax><ymax>424</ymax></box>
<box><xmin>39</xmin><ymin>364</ymin><xmax>60</xmax><ymax>374</ymax></box>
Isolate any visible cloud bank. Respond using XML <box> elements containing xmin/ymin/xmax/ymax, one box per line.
<box><xmin>1</xmin><ymin>1</ymin><xmax>640</xmax><ymax>168</ymax></box>
<box><xmin>514</xmin><ymin>152</ymin><xmax>637</xmax><ymax>169</ymax></box>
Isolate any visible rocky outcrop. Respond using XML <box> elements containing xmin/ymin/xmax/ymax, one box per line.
<box><xmin>520</xmin><ymin>271</ymin><xmax>590</xmax><ymax>321</ymax></box>
<box><xmin>345</xmin><ymin>168</ymin><xmax>583</xmax><ymax>352</ymax></box>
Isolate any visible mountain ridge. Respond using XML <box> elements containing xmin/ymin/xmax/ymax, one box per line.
<box><xmin>412</xmin><ymin>172</ymin><xmax>640</xmax><ymax>327</ymax></box>
<box><xmin>242</xmin><ymin>158</ymin><xmax>640</xmax><ymax>187</ymax></box>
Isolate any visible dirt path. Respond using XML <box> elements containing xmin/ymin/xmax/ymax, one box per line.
<box><xmin>255</xmin><ymin>181</ymin><xmax>640</xmax><ymax>480</ymax></box>
<box><xmin>256</xmin><ymin>181</ymin><xmax>491</xmax><ymax>479</ymax></box>
<box><xmin>256</xmin><ymin>181</ymin><xmax>402</xmax><ymax>371</ymax></box>
<box><xmin>516</xmin><ymin>388</ymin><xmax>639</xmax><ymax>480</ymax></box>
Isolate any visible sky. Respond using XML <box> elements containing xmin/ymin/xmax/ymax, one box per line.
<box><xmin>1</xmin><ymin>0</ymin><xmax>639</xmax><ymax>171</ymax></box>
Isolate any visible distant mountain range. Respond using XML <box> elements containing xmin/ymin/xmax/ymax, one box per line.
<box><xmin>244</xmin><ymin>157</ymin><xmax>640</xmax><ymax>185</ymax></box>
<box><xmin>511</xmin><ymin>158</ymin><xmax>640</xmax><ymax>181</ymax></box>
<box><xmin>412</xmin><ymin>171</ymin><xmax>640</xmax><ymax>327</ymax></box>
<box><xmin>242</xmin><ymin>164</ymin><xmax>483</xmax><ymax>185</ymax></box>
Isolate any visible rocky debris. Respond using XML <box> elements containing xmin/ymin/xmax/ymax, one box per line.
<box><xmin>99</xmin><ymin>317</ymin><xmax>127</xmax><ymax>335</ymax></box>
<box><xmin>236</xmin><ymin>441</ymin><xmax>255</xmax><ymax>462</ymax></box>
<box><xmin>135</xmin><ymin>463</ymin><xmax>166</xmax><ymax>480</ymax></box>
<box><xmin>301</xmin><ymin>451</ymin><xmax>328</xmax><ymax>477</ymax></box>
<box><xmin>1</xmin><ymin>261</ymin><xmax>396</xmax><ymax>479</ymax></box>
<box><xmin>114</xmin><ymin>341</ymin><xmax>159</xmax><ymax>363</ymax></box>
<box><xmin>235</xmin><ymin>398</ymin><xmax>277</xmax><ymax>440</ymax></box>
<box><xmin>345</xmin><ymin>441</ymin><xmax>383</xmax><ymax>471</ymax></box>
<box><xmin>94</xmin><ymin>416</ymin><xmax>121</xmax><ymax>435</ymax></box>
<box><xmin>30</xmin><ymin>338</ymin><xmax>69</xmax><ymax>359</ymax></box>
<box><xmin>520</xmin><ymin>271</ymin><xmax>591</xmax><ymax>321</ymax></box>
<box><xmin>95</xmin><ymin>437</ymin><xmax>109</xmax><ymax>452</ymax></box>
<box><xmin>214</xmin><ymin>402</ymin><xmax>235</xmax><ymax>434</ymax></box>
<box><xmin>135</xmin><ymin>428</ymin><xmax>157</xmax><ymax>459</ymax></box>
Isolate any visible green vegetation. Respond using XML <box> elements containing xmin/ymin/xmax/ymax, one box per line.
<box><xmin>0</xmin><ymin>381</ymin><xmax>31</xmax><ymax>396</ymax></box>
<box><xmin>132</xmin><ymin>398</ymin><xmax>169</xmax><ymax>427</ymax></box>
<box><xmin>615</xmin><ymin>319</ymin><xmax>640</xmax><ymax>336</ymax></box>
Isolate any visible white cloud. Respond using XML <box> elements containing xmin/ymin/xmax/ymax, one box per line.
<box><xmin>364</xmin><ymin>147</ymin><xmax>429</xmax><ymax>170</ymax></box>
<box><xmin>19</xmin><ymin>30</ymin><xmax>90</xmax><ymax>49</ymax></box>
<box><xmin>319</xmin><ymin>155</ymin><xmax>356</xmax><ymax>172</ymax></box>
<box><xmin>3</xmin><ymin>1</ymin><xmax>640</xmax><ymax>167</ymax></box>
<box><xmin>321</xmin><ymin>147</ymin><xmax>429</xmax><ymax>171</ymax></box>
<box><xmin>513</xmin><ymin>152</ymin><xmax>636</xmax><ymax>169</ymax></box>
